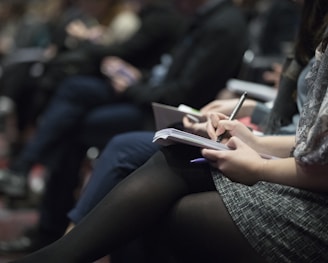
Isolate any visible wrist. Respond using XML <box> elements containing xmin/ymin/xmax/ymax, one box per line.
<box><xmin>254</xmin><ymin>159</ymin><xmax>268</xmax><ymax>182</ymax></box>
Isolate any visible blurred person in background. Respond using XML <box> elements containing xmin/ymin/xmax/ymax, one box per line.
<box><xmin>0</xmin><ymin>0</ymin><xmax>186</xmax><ymax>255</ymax></box>
<box><xmin>0</xmin><ymin>0</ymin><xmax>141</xmax><ymax>160</ymax></box>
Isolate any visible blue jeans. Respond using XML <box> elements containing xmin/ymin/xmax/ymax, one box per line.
<box><xmin>14</xmin><ymin>75</ymin><xmax>144</xmax><ymax>171</ymax></box>
<box><xmin>13</xmin><ymin>76</ymin><xmax>145</xmax><ymax>238</ymax></box>
<box><xmin>68</xmin><ymin>131</ymin><xmax>160</xmax><ymax>223</ymax></box>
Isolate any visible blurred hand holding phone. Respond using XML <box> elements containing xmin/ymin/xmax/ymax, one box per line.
<box><xmin>101</xmin><ymin>56</ymin><xmax>142</xmax><ymax>92</ymax></box>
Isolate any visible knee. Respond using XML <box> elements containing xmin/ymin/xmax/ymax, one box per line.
<box><xmin>110</xmin><ymin>133</ymin><xmax>137</xmax><ymax>149</ymax></box>
<box><xmin>101</xmin><ymin>132</ymin><xmax>156</xmax><ymax>169</ymax></box>
<box><xmin>56</xmin><ymin>76</ymin><xmax>104</xmax><ymax>100</ymax></box>
<box><xmin>103</xmin><ymin>133</ymin><xmax>139</xmax><ymax>164</ymax></box>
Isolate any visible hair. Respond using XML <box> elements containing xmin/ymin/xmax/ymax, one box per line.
<box><xmin>263</xmin><ymin>0</ymin><xmax>328</xmax><ymax>135</ymax></box>
<box><xmin>320</xmin><ymin>16</ymin><xmax>328</xmax><ymax>51</ymax></box>
<box><xmin>294</xmin><ymin>0</ymin><xmax>328</xmax><ymax>66</ymax></box>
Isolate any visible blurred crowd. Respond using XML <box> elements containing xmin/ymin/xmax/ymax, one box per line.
<box><xmin>0</xmin><ymin>0</ymin><xmax>302</xmax><ymax>261</ymax></box>
<box><xmin>0</xmin><ymin>0</ymin><xmax>300</xmax><ymax>161</ymax></box>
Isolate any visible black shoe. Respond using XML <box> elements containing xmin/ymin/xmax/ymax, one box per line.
<box><xmin>0</xmin><ymin>228</ymin><xmax>56</xmax><ymax>255</ymax></box>
<box><xmin>0</xmin><ymin>169</ymin><xmax>27</xmax><ymax>198</ymax></box>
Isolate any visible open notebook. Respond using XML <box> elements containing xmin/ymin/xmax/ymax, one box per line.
<box><xmin>153</xmin><ymin>128</ymin><xmax>277</xmax><ymax>160</ymax></box>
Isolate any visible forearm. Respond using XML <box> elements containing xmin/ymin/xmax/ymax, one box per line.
<box><xmin>253</xmin><ymin>135</ymin><xmax>295</xmax><ymax>158</ymax></box>
<box><xmin>260</xmin><ymin>158</ymin><xmax>328</xmax><ymax>192</ymax></box>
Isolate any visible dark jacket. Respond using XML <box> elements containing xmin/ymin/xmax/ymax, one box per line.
<box><xmin>123</xmin><ymin>0</ymin><xmax>249</xmax><ymax>109</ymax></box>
<box><xmin>84</xmin><ymin>1</ymin><xmax>186</xmax><ymax>70</ymax></box>
<box><xmin>38</xmin><ymin>1</ymin><xmax>185</xmax><ymax>107</ymax></box>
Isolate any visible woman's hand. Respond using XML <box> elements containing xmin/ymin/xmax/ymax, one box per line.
<box><xmin>206</xmin><ymin>113</ymin><xmax>257</xmax><ymax>146</ymax></box>
<box><xmin>183</xmin><ymin>112</ymin><xmax>258</xmax><ymax>146</ymax></box>
<box><xmin>182</xmin><ymin>114</ymin><xmax>209</xmax><ymax>138</ymax></box>
<box><xmin>202</xmin><ymin>137</ymin><xmax>265</xmax><ymax>185</ymax></box>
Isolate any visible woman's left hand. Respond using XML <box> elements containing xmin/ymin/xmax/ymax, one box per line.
<box><xmin>182</xmin><ymin>114</ymin><xmax>210</xmax><ymax>138</ymax></box>
<box><xmin>201</xmin><ymin>136</ymin><xmax>265</xmax><ymax>185</ymax></box>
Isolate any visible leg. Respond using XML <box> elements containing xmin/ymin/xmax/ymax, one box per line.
<box><xmin>11</xmin><ymin>144</ymin><xmax>214</xmax><ymax>263</ymax></box>
<box><xmin>11</xmin><ymin>75</ymin><xmax>115</xmax><ymax>172</ymax></box>
<box><xmin>80</xmin><ymin>104</ymin><xmax>145</xmax><ymax>148</ymax></box>
<box><xmin>165</xmin><ymin>192</ymin><xmax>265</xmax><ymax>263</ymax></box>
<box><xmin>68</xmin><ymin>131</ymin><xmax>160</xmax><ymax>224</ymax></box>
<box><xmin>0</xmin><ymin>76</ymin><xmax>115</xmax><ymax>196</ymax></box>
<box><xmin>69</xmin><ymin>131</ymin><xmax>160</xmax><ymax>263</ymax></box>
<box><xmin>38</xmin><ymin>140</ymin><xmax>87</xmax><ymax>239</ymax></box>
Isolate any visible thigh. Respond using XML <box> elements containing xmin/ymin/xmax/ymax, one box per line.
<box><xmin>80</xmin><ymin>106</ymin><xmax>145</xmax><ymax>148</ymax></box>
<box><xmin>166</xmin><ymin>191</ymin><xmax>266</xmax><ymax>263</ymax></box>
<box><xmin>68</xmin><ymin>131</ymin><xmax>161</xmax><ymax>223</ymax></box>
<box><xmin>55</xmin><ymin>75</ymin><xmax>115</xmax><ymax>106</ymax></box>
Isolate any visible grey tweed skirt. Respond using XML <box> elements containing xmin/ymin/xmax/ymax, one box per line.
<box><xmin>212</xmin><ymin>171</ymin><xmax>328</xmax><ymax>263</ymax></box>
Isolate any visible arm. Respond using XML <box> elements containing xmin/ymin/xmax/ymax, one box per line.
<box><xmin>124</xmin><ymin>10</ymin><xmax>248</xmax><ymax>108</ymax></box>
<box><xmin>204</xmin><ymin>113</ymin><xmax>295</xmax><ymax>157</ymax></box>
<box><xmin>81</xmin><ymin>5</ymin><xmax>184</xmax><ymax>70</ymax></box>
<box><xmin>252</xmin><ymin>135</ymin><xmax>295</xmax><ymax>158</ymax></box>
<box><xmin>261</xmin><ymin>158</ymin><xmax>328</xmax><ymax>192</ymax></box>
<box><xmin>202</xmin><ymin>137</ymin><xmax>328</xmax><ymax>193</ymax></box>
<box><xmin>183</xmin><ymin>112</ymin><xmax>295</xmax><ymax>157</ymax></box>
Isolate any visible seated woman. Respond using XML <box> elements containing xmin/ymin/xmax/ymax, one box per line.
<box><xmin>9</xmin><ymin>12</ymin><xmax>328</xmax><ymax>262</ymax></box>
<box><xmin>67</xmin><ymin>0</ymin><xmax>318</xmax><ymax>228</ymax></box>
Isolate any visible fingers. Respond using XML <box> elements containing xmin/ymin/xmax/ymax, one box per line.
<box><xmin>101</xmin><ymin>57</ymin><xmax>122</xmax><ymax>76</ymax></box>
<box><xmin>201</xmin><ymin>137</ymin><xmax>245</xmax><ymax>162</ymax></box>
<box><xmin>207</xmin><ymin>113</ymin><xmax>229</xmax><ymax>140</ymax></box>
<box><xmin>207</xmin><ymin>114</ymin><xmax>220</xmax><ymax>140</ymax></box>
<box><xmin>111</xmin><ymin>76</ymin><xmax>130</xmax><ymax>93</ymax></box>
<box><xmin>183</xmin><ymin>115</ymin><xmax>199</xmax><ymax>128</ymax></box>
<box><xmin>225</xmin><ymin>136</ymin><xmax>245</xmax><ymax>150</ymax></box>
<box><xmin>101</xmin><ymin>57</ymin><xmax>140</xmax><ymax>86</ymax></box>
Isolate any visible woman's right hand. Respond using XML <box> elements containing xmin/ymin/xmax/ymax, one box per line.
<box><xmin>206</xmin><ymin>113</ymin><xmax>258</xmax><ymax>147</ymax></box>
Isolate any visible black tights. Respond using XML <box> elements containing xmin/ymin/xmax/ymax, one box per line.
<box><xmin>12</xmin><ymin>145</ymin><xmax>264</xmax><ymax>263</ymax></box>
